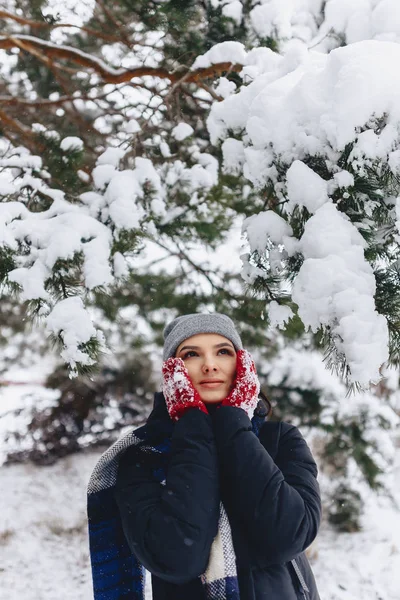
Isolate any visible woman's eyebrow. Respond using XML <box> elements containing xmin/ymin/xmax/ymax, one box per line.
<box><xmin>178</xmin><ymin>345</ymin><xmax>200</xmax><ymax>352</ymax></box>
<box><xmin>178</xmin><ymin>342</ymin><xmax>234</xmax><ymax>353</ymax></box>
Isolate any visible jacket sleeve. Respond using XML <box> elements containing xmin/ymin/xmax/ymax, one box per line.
<box><xmin>113</xmin><ymin>408</ymin><xmax>220</xmax><ymax>584</ymax></box>
<box><xmin>212</xmin><ymin>406</ymin><xmax>321</xmax><ymax>565</ymax></box>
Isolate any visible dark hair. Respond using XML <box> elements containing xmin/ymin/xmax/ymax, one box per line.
<box><xmin>258</xmin><ymin>389</ymin><xmax>273</xmax><ymax>419</ymax></box>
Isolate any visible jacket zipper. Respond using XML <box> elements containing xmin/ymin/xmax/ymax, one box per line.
<box><xmin>290</xmin><ymin>558</ymin><xmax>310</xmax><ymax>598</ymax></box>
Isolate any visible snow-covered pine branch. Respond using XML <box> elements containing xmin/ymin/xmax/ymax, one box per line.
<box><xmin>206</xmin><ymin>0</ymin><xmax>400</xmax><ymax>52</ymax></box>
<box><xmin>0</xmin><ymin>129</ymin><xmax>224</xmax><ymax>375</ymax></box>
<box><xmin>201</xmin><ymin>39</ymin><xmax>400</xmax><ymax>386</ymax></box>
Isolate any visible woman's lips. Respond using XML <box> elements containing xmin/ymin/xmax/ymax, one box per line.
<box><xmin>200</xmin><ymin>381</ymin><xmax>224</xmax><ymax>388</ymax></box>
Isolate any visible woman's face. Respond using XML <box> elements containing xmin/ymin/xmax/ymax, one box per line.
<box><xmin>175</xmin><ymin>333</ymin><xmax>237</xmax><ymax>403</ymax></box>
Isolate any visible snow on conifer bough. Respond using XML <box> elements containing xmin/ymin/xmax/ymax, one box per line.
<box><xmin>203</xmin><ymin>39</ymin><xmax>400</xmax><ymax>387</ymax></box>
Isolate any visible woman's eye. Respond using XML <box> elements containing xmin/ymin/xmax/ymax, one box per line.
<box><xmin>182</xmin><ymin>351</ymin><xmax>197</xmax><ymax>359</ymax></box>
<box><xmin>218</xmin><ymin>348</ymin><xmax>234</xmax><ymax>356</ymax></box>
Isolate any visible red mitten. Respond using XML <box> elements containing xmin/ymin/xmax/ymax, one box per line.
<box><xmin>162</xmin><ymin>357</ymin><xmax>208</xmax><ymax>422</ymax></box>
<box><xmin>221</xmin><ymin>350</ymin><xmax>260</xmax><ymax>412</ymax></box>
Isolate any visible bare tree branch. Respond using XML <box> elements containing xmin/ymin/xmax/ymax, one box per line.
<box><xmin>0</xmin><ymin>34</ymin><xmax>243</xmax><ymax>85</ymax></box>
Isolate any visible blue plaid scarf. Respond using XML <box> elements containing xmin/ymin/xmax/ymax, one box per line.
<box><xmin>87</xmin><ymin>401</ymin><xmax>267</xmax><ymax>600</ymax></box>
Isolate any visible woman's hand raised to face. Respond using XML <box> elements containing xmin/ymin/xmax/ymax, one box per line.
<box><xmin>221</xmin><ymin>350</ymin><xmax>260</xmax><ymax>412</ymax></box>
<box><xmin>162</xmin><ymin>357</ymin><xmax>209</xmax><ymax>422</ymax></box>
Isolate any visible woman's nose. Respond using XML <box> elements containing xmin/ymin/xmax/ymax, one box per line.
<box><xmin>202</xmin><ymin>359</ymin><xmax>218</xmax><ymax>372</ymax></box>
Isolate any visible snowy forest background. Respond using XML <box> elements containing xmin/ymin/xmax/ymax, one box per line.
<box><xmin>1</xmin><ymin>0</ymin><xmax>400</xmax><ymax>598</ymax></box>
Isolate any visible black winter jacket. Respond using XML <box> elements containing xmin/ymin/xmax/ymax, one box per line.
<box><xmin>114</xmin><ymin>393</ymin><xmax>322</xmax><ymax>600</ymax></box>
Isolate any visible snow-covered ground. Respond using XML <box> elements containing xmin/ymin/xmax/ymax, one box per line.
<box><xmin>1</xmin><ymin>433</ymin><xmax>399</xmax><ymax>600</ymax></box>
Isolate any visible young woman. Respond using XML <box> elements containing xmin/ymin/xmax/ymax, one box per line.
<box><xmin>87</xmin><ymin>313</ymin><xmax>322</xmax><ymax>600</ymax></box>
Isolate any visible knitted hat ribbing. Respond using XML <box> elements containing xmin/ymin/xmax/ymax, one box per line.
<box><xmin>163</xmin><ymin>313</ymin><xmax>243</xmax><ymax>361</ymax></box>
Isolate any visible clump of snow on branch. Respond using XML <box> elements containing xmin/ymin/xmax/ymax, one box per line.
<box><xmin>243</xmin><ymin>210</ymin><xmax>293</xmax><ymax>248</ymax></box>
<box><xmin>191</xmin><ymin>41</ymin><xmax>247</xmax><ymax>70</ymax></box>
<box><xmin>268</xmin><ymin>301</ymin><xmax>294</xmax><ymax>328</ymax></box>
<box><xmin>249</xmin><ymin>0</ymin><xmax>322</xmax><ymax>42</ymax></box>
<box><xmin>286</xmin><ymin>161</ymin><xmax>330</xmax><ymax>214</ymax></box>
<box><xmin>171</xmin><ymin>123</ymin><xmax>194</xmax><ymax>141</ymax></box>
<box><xmin>321</xmin><ymin>0</ymin><xmax>400</xmax><ymax>46</ymax></box>
<box><xmin>292</xmin><ymin>203</ymin><xmax>389</xmax><ymax>384</ymax></box>
<box><xmin>221</xmin><ymin>138</ymin><xmax>245</xmax><ymax>174</ymax></box>
<box><xmin>123</xmin><ymin>119</ymin><xmax>141</xmax><ymax>134</ymax></box>
<box><xmin>46</xmin><ymin>297</ymin><xmax>106</xmax><ymax>368</ymax></box>
<box><xmin>241</xmin><ymin>209</ymin><xmax>293</xmax><ymax>283</ymax></box>
<box><xmin>60</xmin><ymin>137</ymin><xmax>84</xmax><ymax>152</ymax></box>
<box><xmin>87</xmin><ymin>154</ymin><xmax>167</xmax><ymax>229</ymax></box>
<box><xmin>214</xmin><ymin>76</ymin><xmax>237</xmax><ymax>99</ymax></box>
<box><xmin>219</xmin><ymin>0</ymin><xmax>243</xmax><ymax>25</ymax></box>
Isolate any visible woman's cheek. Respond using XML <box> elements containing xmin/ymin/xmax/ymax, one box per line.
<box><xmin>184</xmin><ymin>362</ymin><xmax>197</xmax><ymax>384</ymax></box>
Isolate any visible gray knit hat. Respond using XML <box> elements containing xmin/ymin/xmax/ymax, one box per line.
<box><xmin>163</xmin><ymin>313</ymin><xmax>243</xmax><ymax>361</ymax></box>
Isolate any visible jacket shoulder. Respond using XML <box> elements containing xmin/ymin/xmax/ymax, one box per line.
<box><xmin>259</xmin><ymin>419</ymin><xmax>303</xmax><ymax>439</ymax></box>
<box><xmin>263</xmin><ymin>420</ymin><xmax>318</xmax><ymax>477</ymax></box>
<box><xmin>258</xmin><ymin>420</ymin><xmax>308</xmax><ymax>463</ymax></box>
